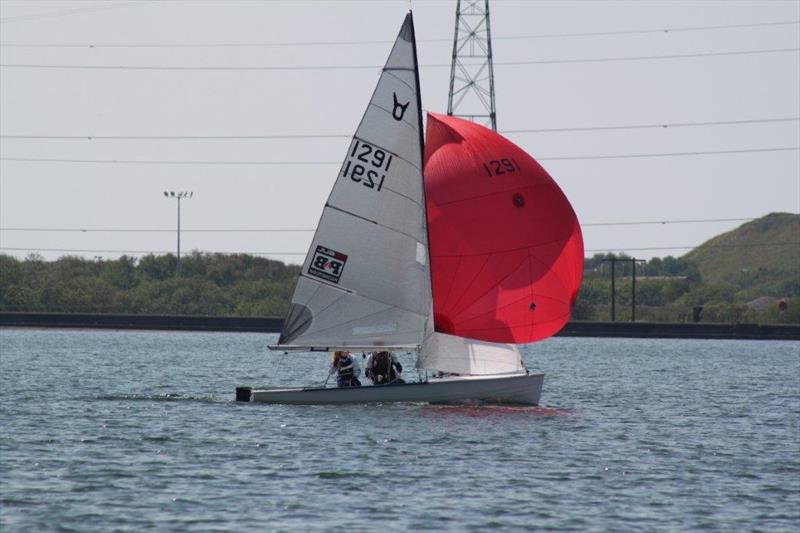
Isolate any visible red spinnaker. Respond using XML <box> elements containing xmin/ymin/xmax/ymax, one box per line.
<box><xmin>424</xmin><ymin>113</ymin><xmax>584</xmax><ymax>343</ymax></box>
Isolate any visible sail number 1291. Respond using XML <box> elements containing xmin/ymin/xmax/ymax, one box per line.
<box><xmin>341</xmin><ymin>139</ymin><xmax>394</xmax><ymax>192</ymax></box>
<box><xmin>483</xmin><ymin>158</ymin><xmax>520</xmax><ymax>177</ymax></box>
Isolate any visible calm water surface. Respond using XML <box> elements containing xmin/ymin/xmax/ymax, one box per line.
<box><xmin>1</xmin><ymin>329</ymin><xmax>798</xmax><ymax>531</ymax></box>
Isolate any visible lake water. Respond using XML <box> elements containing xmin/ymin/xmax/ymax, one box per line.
<box><xmin>1</xmin><ymin>329</ymin><xmax>798</xmax><ymax>531</ymax></box>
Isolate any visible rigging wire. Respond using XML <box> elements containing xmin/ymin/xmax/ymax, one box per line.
<box><xmin>2</xmin><ymin>146</ymin><xmax>798</xmax><ymax>165</ymax></box>
<box><xmin>2</xmin><ymin>117</ymin><xmax>797</xmax><ymax>140</ymax></box>
<box><xmin>2</xmin><ymin>217</ymin><xmax>792</xmax><ymax>234</ymax></box>
<box><xmin>1</xmin><ymin>19</ymin><xmax>797</xmax><ymax>46</ymax></box>
<box><xmin>1</xmin><ymin>47</ymin><xmax>797</xmax><ymax>71</ymax></box>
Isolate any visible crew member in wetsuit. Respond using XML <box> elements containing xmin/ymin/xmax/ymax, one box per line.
<box><xmin>365</xmin><ymin>351</ymin><xmax>405</xmax><ymax>385</ymax></box>
<box><xmin>329</xmin><ymin>351</ymin><xmax>361</xmax><ymax>388</ymax></box>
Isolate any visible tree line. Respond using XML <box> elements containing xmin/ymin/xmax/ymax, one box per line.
<box><xmin>0</xmin><ymin>252</ymin><xmax>796</xmax><ymax>324</ymax></box>
<box><xmin>0</xmin><ymin>253</ymin><xmax>299</xmax><ymax>317</ymax></box>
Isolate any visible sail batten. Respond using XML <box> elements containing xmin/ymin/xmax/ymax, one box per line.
<box><xmin>297</xmin><ymin>273</ymin><xmax>354</xmax><ymax>294</ymax></box>
<box><xmin>324</xmin><ymin>204</ymin><xmax>425</xmax><ymax>242</ymax></box>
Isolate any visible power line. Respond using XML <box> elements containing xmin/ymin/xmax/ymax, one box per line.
<box><xmin>2</xmin><ymin>242</ymin><xmax>797</xmax><ymax>257</ymax></box>
<box><xmin>497</xmin><ymin>47</ymin><xmax>800</xmax><ymax>67</ymax></box>
<box><xmin>1</xmin><ymin>47</ymin><xmax>797</xmax><ymax>71</ymax></box>
<box><xmin>0</xmin><ymin>133</ymin><xmax>352</xmax><ymax>140</ymax></box>
<box><xmin>0</xmin><ymin>38</ymin><xmax>410</xmax><ymax>49</ymax></box>
<box><xmin>3</xmin><ymin>117</ymin><xmax>795</xmax><ymax>141</ymax></box>
<box><xmin>582</xmin><ymin>217</ymin><xmax>769</xmax><ymax>227</ymax></box>
<box><xmin>493</xmin><ymin>20</ymin><xmax>800</xmax><ymax>40</ymax></box>
<box><xmin>0</xmin><ymin>62</ymin><xmax>384</xmax><ymax>72</ymax></box>
<box><xmin>502</xmin><ymin>117</ymin><xmax>800</xmax><ymax>134</ymax></box>
<box><xmin>0</xmin><ymin>228</ymin><xmax>316</xmax><ymax>233</ymax></box>
<box><xmin>586</xmin><ymin>243</ymin><xmax>800</xmax><ymax>252</ymax></box>
<box><xmin>0</xmin><ymin>157</ymin><xmax>340</xmax><ymax>165</ymax></box>
<box><xmin>0</xmin><ymin>247</ymin><xmax>305</xmax><ymax>256</ymax></box>
<box><xmin>2</xmin><ymin>19</ymin><xmax>796</xmax><ymax>47</ymax></box>
<box><xmin>0</xmin><ymin>1</ymin><xmax>154</xmax><ymax>24</ymax></box>
<box><xmin>2</xmin><ymin>217</ymin><xmax>788</xmax><ymax>234</ymax></box>
<box><xmin>2</xmin><ymin>146</ymin><xmax>798</xmax><ymax>165</ymax></box>
<box><xmin>540</xmin><ymin>147</ymin><xmax>800</xmax><ymax>162</ymax></box>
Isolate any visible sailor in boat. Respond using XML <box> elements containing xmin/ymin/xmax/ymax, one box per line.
<box><xmin>364</xmin><ymin>351</ymin><xmax>405</xmax><ymax>385</ymax></box>
<box><xmin>329</xmin><ymin>351</ymin><xmax>362</xmax><ymax>388</ymax></box>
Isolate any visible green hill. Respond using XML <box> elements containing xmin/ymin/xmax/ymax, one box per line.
<box><xmin>683</xmin><ymin>213</ymin><xmax>800</xmax><ymax>299</ymax></box>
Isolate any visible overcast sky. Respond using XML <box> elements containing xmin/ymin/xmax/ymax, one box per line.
<box><xmin>1</xmin><ymin>0</ymin><xmax>798</xmax><ymax>265</ymax></box>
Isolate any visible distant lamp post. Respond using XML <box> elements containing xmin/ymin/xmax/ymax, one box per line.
<box><xmin>163</xmin><ymin>191</ymin><xmax>194</xmax><ymax>274</ymax></box>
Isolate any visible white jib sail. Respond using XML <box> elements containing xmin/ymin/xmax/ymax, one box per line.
<box><xmin>418</xmin><ymin>332</ymin><xmax>525</xmax><ymax>376</ymax></box>
<box><xmin>276</xmin><ymin>13</ymin><xmax>430</xmax><ymax>351</ymax></box>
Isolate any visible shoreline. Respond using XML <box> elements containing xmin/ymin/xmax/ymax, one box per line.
<box><xmin>1</xmin><ymin>312</ymin><xmax>798</xmax><ymax>340</ymax></box>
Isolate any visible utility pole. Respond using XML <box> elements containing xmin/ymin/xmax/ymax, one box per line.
<box><xmin>163</xmin><ymin>191</ymin><xmax>193</xmax><ymax>275</ymax></box>
<box><xmin>610</xmin><ymin>258</ymin><xmax>616</xmax><ymax>321</ymax></box>
<box><xmin>630</xmin><ymin>258</ymin><xmax>646</xmax><ymax>321</ymax></box>
<box><xmin>631</xmin><ymin>259</ymin><xmax>636</xmax><ymax>322</ymax></box>
<box><xmin>602</xmin><ymin>257</ymin><xmax>619</xmax><ymax>321</ymax></box>
<box><xmin>603</xmin><ymin>256</ymin><xmax>645</xmax><ymax>322</ymax></box>
<box><xmin>447</xmin><ymin>0</ymin><xmax>497</xmax><ymax>131</ymax></box>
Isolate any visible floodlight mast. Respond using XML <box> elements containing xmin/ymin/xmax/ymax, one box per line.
<box><xmin>163</xmin><ymin>191</ymin><xmax>193</xmax><ymax>274</ymax></box>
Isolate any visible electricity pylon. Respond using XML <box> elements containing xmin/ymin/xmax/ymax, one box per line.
<box><xmin>447</xmin><ymin>0</ymin><xmax>497</xmax><ymax>131</ymax></box>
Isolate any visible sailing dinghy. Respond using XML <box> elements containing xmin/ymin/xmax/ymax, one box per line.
<box><xmin>237</xmin><ymin>12</ymin><xmax>583</xmax><ymax>405</ymax></box>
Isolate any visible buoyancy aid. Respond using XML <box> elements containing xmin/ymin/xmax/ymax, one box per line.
<box><xmin>335</xmin><ymin>356</ymin><xmax>355</xmax><ymax>379</ymax></box>
<box><xmin>371</xmin><ymin>352</ymin><xmax>397</xmax><ymax>382</ymax></box>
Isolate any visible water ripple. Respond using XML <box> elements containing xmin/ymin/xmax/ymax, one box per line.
<box><xmin>1</xmin><ymin>330</ymin><xmax>798</xmax><ymax>531</ymax></box>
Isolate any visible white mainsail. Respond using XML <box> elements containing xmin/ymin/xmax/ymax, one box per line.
<box><xmin>275</xmin><ymin>13</ymin><xmax>430</xmax><ymax>351</ymax></box>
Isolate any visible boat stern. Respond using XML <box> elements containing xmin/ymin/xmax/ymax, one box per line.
<box><xmin>235</xmin><ymin>386</ymin><xmax>252</xmax><ymax>402</ymax></box>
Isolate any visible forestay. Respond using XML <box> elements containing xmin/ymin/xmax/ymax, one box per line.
<box><xmin>274</xmin><ymin>13</ymin><xmax>430</xmax><ymax>351</ymax></box>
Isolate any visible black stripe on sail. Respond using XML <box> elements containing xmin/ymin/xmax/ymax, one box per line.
<box><xmin>278</xmin><ymin>303</ymin><xmax>313</xmax><ymax>344</ymax></box>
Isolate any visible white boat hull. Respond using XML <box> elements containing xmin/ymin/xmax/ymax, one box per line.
<box><xmin>240</xmin><ymin>373</ymin><xmax>543</xmax><ymax>405</ymax></box>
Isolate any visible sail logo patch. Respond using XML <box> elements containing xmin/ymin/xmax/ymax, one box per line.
<box><xmin>308</xmin><ymin>246</ymin><xmax>348</xmax><ymax>284</ymax></box>
<box><xmin>392</xmin><ymin>92</ymin><xmax>409</xmax><ymax>121</ymax></box>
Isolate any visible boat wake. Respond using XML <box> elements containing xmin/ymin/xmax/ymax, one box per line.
<box><xmin>421</xmin><ymin>404</ymin><xmax>576</xmax><ymax>418</ymax></box>
<box><xmin>316</xmin><ymin>471</ymin><xmax>370</xmax><ymax>480</ymax></box>
<box><xmin>89</xmin><ymin>393</ymin><xmax>223</xmax><ymax>404</ymax></box>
